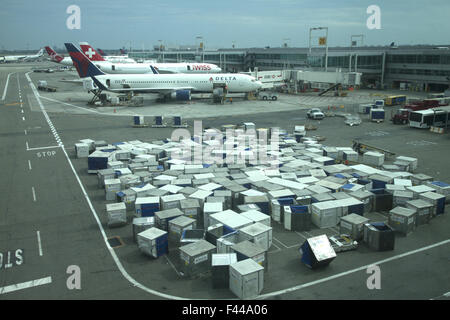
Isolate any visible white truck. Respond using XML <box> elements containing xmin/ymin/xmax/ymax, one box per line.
<box><xmin>258</xmin><ymin>91</ymin><xmax>278</xmax><ymax>101</ymax></box>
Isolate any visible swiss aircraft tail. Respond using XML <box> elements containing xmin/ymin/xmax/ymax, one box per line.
<box><xmin>64</xmin><ymin>43</ymin><xmax>105</xmax><ymax>78</ymax></box>
<box><xmin>78</xmin><ymin>42</ymin><xmax>106</xmax><ymax>61</ymax></box>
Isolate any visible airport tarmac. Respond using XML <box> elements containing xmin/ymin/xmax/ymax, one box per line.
<box><xmin>0</xmin><ymin>62</ymin><xmax>449</xmax><ymax>300</ymax></box>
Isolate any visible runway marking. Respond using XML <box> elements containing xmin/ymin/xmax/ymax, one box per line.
<box><xmin>28</xmin><ymin>160</ymin><xmax>32</xmax><ymax>170</ymax></box>
<box><xmin>21</xmin><ymin>109</ymin><xmax>24</xmax><ymax>113</ymax></box>
<box><xmin>24</xmin><ymin>129</ymin><xmax>27</xmax><ymax>135</ymax></box>
<box><xmin>27</xmin><ymin>145</ymin><xmax>60</xmax><ymax>151</ymax></box>
<box><xmin>26</xmin><ymin>141</ymin><xmax>29</xmax><ymax>149</ymax></box>
<box><xmin>1</xmin><ymin>72</ymin><xmax>14</xmax><ymax>100</ymax></box>
<box><xmin>25</xmin><ymin>71</ymin><xmax>188</xmax><ymax>300</ymax></box>
<box><xmin>22</xmin><ymin>116</ymin><xmax>25</xmax><ymax>121</ymax></box>
<box><xmin>256</xmin><ymin>239</ymin><xmax>450</xmax><ymax>299</ymax></box>
<box><xmin>0</xmin><ymin>276</ymin><xmax>52</xmax><ymax>295</ymax></box>
<box><xmin>37</xmin><ymin>231</ymin><xmax>43</xmax><ymax>256</ymax></box>
<box><xmin>165</xmin><ymin>255</ymin><xmax>181</xmax><ymax>277</ymax></box>
<box><xmin>272</xmin><ymin>237</ymin><xmax>289</xmax><ymax>248</ymax></box>
<box><xmin>32</xmin><ymin>187</ymin><xmax>36</xmax><ymax>202</ymax></box>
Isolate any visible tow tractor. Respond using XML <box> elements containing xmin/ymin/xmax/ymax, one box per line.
<box><xmin>328</xmin><ymin>234</ymin><xmax>358</xmax><ymax>253</ymax></box>
<box><xmin>352</xmin><ymin>139</ymin><xmax>396</xmax><ymax>157</ymax></box>
<box><xmin>391</xmin><ymin>108</ymin><xmax>409</xmax><ymax>125</ymax></box>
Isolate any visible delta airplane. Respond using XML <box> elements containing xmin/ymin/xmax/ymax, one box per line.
<box><xmin>0</xmin><ymin>48</ymin><xmax>44</xmax><ymax>63</ymax></box>
<box><xmin>79</xmin><ymin>42</ymin><xmax>222</xmax><ymax>74</ymax></box>
<box><xmin>65</xmin><ymin>42</ymin><xmax>261</xmax><ymax>101</ymax></box>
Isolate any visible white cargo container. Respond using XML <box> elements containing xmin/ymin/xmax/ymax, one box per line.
<box><xmin>75</xmin><ymin>143</ymin><xmax>89</xmax><ymax>158</ymax></box>
<box><xmin>419</xmin><ymin>191</ymin><xmax>446</xmax><ymax>216</ymax></box>
<box><xmin>137</xmin><ymin>227</ymin><xmax>168</xmax><ymax>258</ymax></box>
<box><xmin>203</xmin><ymin>202</ymin><xmax>223</xmax><ymax>228</ymax></box>
<box><xmin>406</xmin><ymin>185</ymin><xmax>436</xmax><ymax>199</ymax></box>
<box><xmin>209</xmin><ymin>210</ymin><xmax>253</xmax><ymax>231</ymax></box>
<box><xmin>106</xmin><ymin>202</ymin><xmax>127</xmax><ymax>227</ymax></box>
<box><xmin>363</xmin><ymin>151</ymin><xmax>384</xmax><ymax>166</ymax></box>
<box><xmin>168</xmin><ymin>215</ymin><xmax>196</xmax><ymax>244</ymax></box>
<box><xmin>339</xmin><ymin>213</ymin><xmax>369</xmax><ymax>240</ymax></box>
<box><xmin>406</xmin><ymin>199</ymin><xmax>433</xmax><ymax>226</ymax></box>
<box><xmin>396</xmin><ymin>156</ymin><xmax>418</xmax><ymax>171</ymax></box>
<box><xmin>104</xmin><ymin>178</ymin><xmax>121</xmax><ymax>201</ymax></box>
<box><xmin>132</xmin><ymin>217</ymin><xmax>155</xmax><ymax>242</ymax></box>
<box><xmin>311</xmin><ymin>201</ymin><xmax>340</xmax><ymax>228</ymax></box>
<box><xmin>393</xmin><ymin>191</ymin><xmax>414</xmax><ymax>207</ymax></box>
<box><xmin>240</xmin><ymin>210</ymin><xmax>271</xmax><ymax>226</ymax></box>
<box><xmin>161</xmin><ymin>193</ymin><xmax>185</xmax><ymax>210</ymax></box>
<box><xmin>239</xmin><ymin>223</ymin><xmax>272</xmax><ymax>251</ymax></box>
<box><xmin>229</xmin><ymin>259</ymin><xmax>264</xmax><ymax>300</ymax></box>
<box><xmin>189</xmin><ymin>190</ymin><xmax>213</xmax><ymax>207</ymax></box>
<box><xmin>388</xmin><ymin>207</ymin><xmax>416</xmax><ymax>235</ymax></box>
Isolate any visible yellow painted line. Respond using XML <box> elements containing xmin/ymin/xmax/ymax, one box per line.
<box><xmin>4</xmin><ymin>102</ymin><xmax>22</xmax><ymax>106</ymax></box>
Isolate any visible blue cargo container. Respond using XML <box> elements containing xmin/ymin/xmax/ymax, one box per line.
<box><xmin>300</xmin><ymin>235</ymin><xmax>336</xmax><ymax>269</ymax></box>
<box><xmin>370</xmin><ymin>109</ymin><xmax>385</xmax><ymax>122</ymax></box>
<box><xmin>284</xmin><ymin>205</ymin><xmax>311</xmax><ymax>231</ymax></box>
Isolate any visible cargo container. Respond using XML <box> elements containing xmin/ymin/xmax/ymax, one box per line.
<box><xmin>179</xmin><ymin>240</ymin><xmax>216</xmax><ymax>278</ymax></box>
<box><xmin>137</xmin><ymin>227</ymin><xmax>168</xmax><ymax>258</ymax></box>
<box><xmin>388</xmin><ymin>207</ymin><xmax>416</xmax><ymax>236</ymax></box>
<box><xmin>283</xmin><ymin>205</ymin><xmax>311</xmax><ymax>231</ymax></box>
<box><xmin>411</xmin><ymin>174</ymin><xmax>433</xmax><ymax>186</ymax></box>
<box><xmin>239</xmin><ymin>223</ymin><xmax>273</xmax><ymax>251</ymax></box>
<box><xmin>393</xmin><ymin>190</ymin><xmax>414</xmax><ymax>207</ymax></box>
<box><xmin>135</xmin><ymin>196</ymin><xmax>160</xmax><ymax>217</ymax></box>
<box><xmin>205</xmin><ymin>223</ymin><xmax>235</xmax><ymax>246</ymax></box>
<box><xmin>311</xmin><ymin>201</ymin><xmax>340</xmax><ymax>228</ymax></box>
<box><xmin>116</xmin><ymin>189</ymin><xmax>137</xmax><ymax>211</ymax></box>
<box><xmin>203</xmin><ymin>202</ymin><xmax>223</xmax><ymax>228</ymax></box>
<box><xmin>240</xmin><ymin>210</ymin><xmax>271</xmax><ymax>226</ymax></box>
<box><xmin>243</xmin><ymin>195</ymin><xmax>270</xmax><ymax>215</ymax></box>
<box><xmin>369</xmin><ymin>174</ymin><xmax>393</xmax><ymax>189</ymax></box>
<box><xmin>168</xmin><ymin>215</ymin><xmax>196</xmax><ymax>245</ymax></box>
<box><xmin>299</xmin><ymin>234</ymin><xmax>336</xmax><ymax>269</ymax></box>
<box><xmin>370</xmin><ymin>109</ymin><xmax>385</xmax><ymax>122</ymax></box>
<box><xmin>340</xmin><ymin>213</ymin><xmax>369</xmax><ymax>240</ymax></box>
<box><xmin>104</xmin><ymin>178</ymin><xmax>121</xmax><ymax>201</ymax></box>
<box><xmin>363</xmin><ymin>222</ymin><xmax>395</xmax><ymax>251</ymax></box>
<box><xmin>154</xmin><ymin>208</ymin><xmax>184</xmax><ymax>231</ymax></box>
<box><xmin>396</xmin><ymin>156</ymin><xmax>418</xmax><ymax>171</ymax></box>
<box><xmin>363</xmin><ymin>151</ymin><xmax>385</xmax><ymax>166</ymax></box>
<box><xmin>132</xmin><ymin>217</ymin><xmax>155</xmax><ymax>242</ymax></box>
<box><xmin>214</xmin><ymin>190</ymin><xmax>232</xmax><ymax>209</ymax></box>
<box><xmin>419</xmin><ymin>191</ymin><xmax>446</xmax><ymax>216</ymax></box>
<box><xmin>348</xmin><ymin>190</ymin><xmax>374</xmax><ymax>214</ymax></box>
<box><xmin>406</xmin><ymin>185</ymin><xmax>436</xmax><ymax>199</ymax></box>
<box><xmin>161</xmin><ymin>194</ymin><xmax>185</xmax><ymax>210</ymax></box>
<box><xmin>231</xmin><ymin>240</ymin><xmax>268</xmax><ymax>271</ymax></box>
<box><xmin>426</xmin><ymin>181</ymin><xmax>450</xmax><ymax>202</ymax></box>
<box><xmin>180</xmin><ymin>229</ymin><xmax>205</xmax><ymax>245</ymax></box>
<box><xmin>209</xmin><ymin>210</ymin><xmax>253</xmax><ymax>231</ymax></box>
<box><xmin>371</xmin><ymin>188</ymin><xmax>394</xmax><ymax>212</ymax></box>
<box><xmin>229</xmin><ymin>258</ymin><xmax>264</xmax><ymax>300</ymax></box>
<box><xmin>180</xmin><ymin>198</ymin><xmax>201</xmax><ymax>223</ymax></box>
<box><xmin>211</xmin><ymin>253</ymin><xmax>238</xmax><ymax>289</ymax></box>
<box><xmin>75</xmin><ymin>143</ymin><xmax>89</xmax><ymax>158</ymax></box>
<box><xmin>217</xmin><ymin>230</ymin><xmax>241</xmax><ymax>253</ymax></box>
<box><xmin>106</xmin><ymin>202</ymin><xmax>127</xmax><ymax>228</ymax></box>
<box><xmin>406</xmin><ymin>199</ymin><xmax>433</xmax><ymax>226</ymax></box>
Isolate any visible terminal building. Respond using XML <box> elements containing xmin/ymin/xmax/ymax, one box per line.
<box><xmin>129</xmin><ymin>45</ymin><xmax>450</xmax><ymax>92</ymax></box>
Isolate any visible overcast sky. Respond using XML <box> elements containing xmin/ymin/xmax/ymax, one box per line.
<box><xmin>1</xmin><ymin>0</ymin><xmax>449</xmax><ymax>50</ymax></box>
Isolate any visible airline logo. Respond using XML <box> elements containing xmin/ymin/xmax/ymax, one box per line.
<box><xmin>45</xmin><ymin>47</ymin><xmax>63</xmax><ymax>63</ymax></box>
<box><xmin>214</xmin><ymin>76</ymin><xmax>237</xmax><ymax>81</ymax></box>
<box><xmin>65</xmin><ymin>43</ymin><xmax>104</xmax><ymax>78</ymax></box>
<box><xmin>79</xmin><ymin>43</ymin><xmax>104</xmax><ymax>61</ymax></box>
<box><xmin>191</xmin><ymin>64</ymin><xmax>211</xmax><ymax>71</ymax></box>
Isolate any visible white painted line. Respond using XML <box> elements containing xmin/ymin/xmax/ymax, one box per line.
<box><xmin>1</xmin><ymin>72</ymin><xmax>14</xmax><ymax>100</ymax></box>
<box><xmin>24</xmin><ymin>129</ymin><xmax>27</xmax><ymax>135</ymax></box>
<box><xmin>27</xmin><ymin>145</ymin><xmax>60</xmax><ymax>151</ymax></box>
<box><xmin>295</xmin><ymin>231</ymin><xmax>308</xmax><ymax>240</ymax></box>
<box><xmin>21</xmin><ymin>109</ymin><xmax>24</xmax><ymax>114</ymax></box>
<box><xmin>25</xmin><ymin>71</ymin><xmax>189</xmax><ymax>300</ymax></box>
<box><xmin>36</xmin><ymin>231</ymin><xmax>43</xmax><ymax>256</ymax></box>
<box><xmin>0</xmin><ymin>276</ymin><xmax>52</xmax><ymax>295</ymax></box>
<box><xmin>257</xmin><ymin>239</ymin><xmax>450</xmax><ymax>299</ymax></box>
<box><xmin>22</xmin><ymin>116</ymin><xmax>25</xmax><ymax>121</ymax></box>
<box><xmin>28</xmin><ymin>160</ymin><xmax>32</xmax><ymax>170</ymax></box>
<box><xmin>272</xmin><ymin>237</ymin><xmax>289</xmax><ymax>248</ymax></box>
<box><xmin>32</xmin><ymin>187</ymin><xmax>36</xmax><ymax>202</ymax></box>
<box><xmin>165</xmin><ymin>255</ymin><xmax>181</xmax><ymax>277</ymax></box>
<box><xmin>26</xmin><ymin>141</ymin><xmax>29</xmax><ymax>150</ymax></box>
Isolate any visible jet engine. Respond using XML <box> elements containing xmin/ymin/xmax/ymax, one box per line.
<box><xmin>170</xmin><ymin>90</ymin><xmax>191</xmax><ymax>101</ymax></box>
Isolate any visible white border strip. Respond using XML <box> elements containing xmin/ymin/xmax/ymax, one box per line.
<box><xmin>1</xmin><ymin>72</ymin><xmax>14</xmax><ymax>100</ymax></box>
<box><xmin>37</xmin><ymin>231</ymin><xmax>43</xmax><ymax>256</ymax></box>
<box><xmin>0</xmin><ymin>276</ymin><xmax>52</xmax><ymax>295</ymax></box>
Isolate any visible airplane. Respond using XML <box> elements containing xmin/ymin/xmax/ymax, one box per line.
<box><xmin>45</xmin><ymin>46</ymin><xmax>74</xmax><ymax>66</ymax></box>
<box><xmin>79</xmin><ymin>42</ymin><xmax>222</xmax><ymax>74</ymax></box>
<box><xmin>0</xmin><ymin>48</ymin><xmax>44</xmax><ymax>63</ymax></box>
<box><xmin>65</xmin><ymin>42</ymin><xmax>262</xmax><ymax>101</ymax></box>
<box><xmin>96</xmin><ymin>47</ymin><xmax>136</xmax><ymax>63</ymax></box>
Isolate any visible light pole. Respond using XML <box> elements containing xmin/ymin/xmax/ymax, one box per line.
<box><xmin>196</xmin><ymin>36</ymin><xmax>203</xmax><ymax>62</ymax></box>
<box><xmin>309</xmin><ymin>27</ymin><xmax>329</xmax><ymax>71</ymax></box>
<box><xmin>282</xmin><ymin>38</ymin><xmax>291</xmax><ymax>69</ymax></box>
<box><xmin>158</xmin><ymin>40</ymin><xmax>164</xmax><ymax>62</ymax></box>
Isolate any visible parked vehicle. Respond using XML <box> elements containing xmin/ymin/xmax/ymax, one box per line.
<box><xmin>258</xmin><ymin>91</ymin><xmax>278</xmax><ymax>101</ymax></box>
<box><xmin>306</xmin><ymin>108</ymin><xmax>325</xmax><ymax>120</ymax></box>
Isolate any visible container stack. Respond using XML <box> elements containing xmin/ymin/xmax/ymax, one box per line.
<box><xmin>179</xmin><ymin>240</ymin><xmax>216</xmax><ymax>278</ymax></box>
